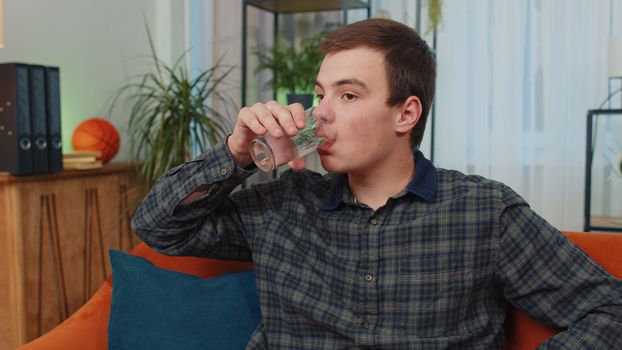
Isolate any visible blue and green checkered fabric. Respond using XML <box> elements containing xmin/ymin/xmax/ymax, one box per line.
<box><xmin>132</xmin><ymin>141</ymin><xmax>622</xmax><ymax>349</ymax></box>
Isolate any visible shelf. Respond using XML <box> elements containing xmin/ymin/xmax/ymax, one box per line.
<box><xmin>588</xmin><ymin>216</ymin><xmax>622</xmax><ymax>232</ymax></box>
<box><xmin>241</xmin><ymin>0</ymin><xmax>371</xmax><ymax>109</ymax></box>
<box><xmin>0</xmin><ymin>163</ymin><xmax>138</xmax><ymax>183</ymax></box>
<box><xmin>246</xmin><ymin>0</ymin><xmax>370</xmax><ymax>14</ymax></box>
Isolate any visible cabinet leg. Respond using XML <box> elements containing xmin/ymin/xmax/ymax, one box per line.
<box><xmin>36</xmin><ymin>194</ymin><xmax>68</xmax><ymax>336</ymax></box>
<box><xmin>118</xmin><ymin>184</ymin><xmax>135</xmax><ymax>251</ymax></box>
<box><xmin>82</xmin><ymin>188</ymin><xmax>108</xmax><ymax>304</ymax></box>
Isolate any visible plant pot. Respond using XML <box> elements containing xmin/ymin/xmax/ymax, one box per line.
<box><xmin>287</xmin><ymin>93</ymin><xmax>314</xmax><ymax>110</ymax></box>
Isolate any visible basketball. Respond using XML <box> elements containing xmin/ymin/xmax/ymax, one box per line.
<box><xmin>71</xmin><ymin>118</ymin><xmax>120</xmax><ymax>163</ymax></box>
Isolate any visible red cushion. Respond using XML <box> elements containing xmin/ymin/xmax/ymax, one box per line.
<box><xmin>128</xmin><ymin>243</ymin><xmax>253</xmax><ymax>279</ymax></box>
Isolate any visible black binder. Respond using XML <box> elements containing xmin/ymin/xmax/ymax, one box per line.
<box><xmin>29</xmin><ymin>64</ymin><xmax>49</xmax><ymax>174</ymax></box>
<box><xmin>45</xmin><ymin>67</ymin><xmax>63</xmax><ymax>173</ymax></box>
<box><xmin>0</xmin><ymin>63</ymin><xmax>34</xmax><ymax>175</ymax></box>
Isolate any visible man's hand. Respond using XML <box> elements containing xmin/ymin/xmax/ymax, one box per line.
<box><xmin>227</xmin><ymin>101</ymin><xmax>307</xmax><ymax>167</ymax></box>
<box><xmin>287</xmin><ymin>157</ymin><xmax>306</xmax><ymax>170</ymax></box>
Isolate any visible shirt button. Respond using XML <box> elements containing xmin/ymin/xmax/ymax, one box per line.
<box><xmin>361</xmin><ymin>321</ymin><xmax>370</xmax><ymax>330</ymax></box>
<box><xmin>220</xmin><ymin>168</ymin><xmax>227</xmax><ymax>175</ymax></box>
<box><xmin>364</xmin><ymin>274</ymin><xmax>374</xmax><ymax>282</ymax></box>
<box><xmin>370</xmin><ymin>218</ymin><xmax>378</xmax><ymax>225</ymax></box>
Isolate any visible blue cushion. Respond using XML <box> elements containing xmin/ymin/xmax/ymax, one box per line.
<box><xmin>108</xmin><ymin>250</ymin><xmax>261</xmax><ymax>350</ymax></box>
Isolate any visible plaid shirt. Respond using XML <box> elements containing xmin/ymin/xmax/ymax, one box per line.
<box><xmin>133</xmin><ymin>141</ymin><xmax>622</xmax><ymax>349</ymax></box>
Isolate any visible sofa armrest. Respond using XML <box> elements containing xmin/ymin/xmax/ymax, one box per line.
<box><xmin>504</xmin><ymin>231</ymin><xmax>622</xmax><ymax>350</ymax></box>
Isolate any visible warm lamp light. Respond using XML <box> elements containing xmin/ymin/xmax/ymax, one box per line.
<box><xmin>608</xmin><ymin>36</ymin><xmax>622</xmax><ymax>78</ymax></box>
<box><xmin>0</xmin><ymin>0</ymin><xmax>4</xmax><ymax>48</ymax></box>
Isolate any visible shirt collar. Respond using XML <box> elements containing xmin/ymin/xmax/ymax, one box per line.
<box><xmin>321</xmin><ymin>150</ymin><xmax>437</xmax><ymax>210</ymax></box>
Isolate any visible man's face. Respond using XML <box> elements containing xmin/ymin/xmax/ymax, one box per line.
<box><xmin>313</xmin><ymin>47</ymin><xmax>404</xmax><ymax>174</ymax></box>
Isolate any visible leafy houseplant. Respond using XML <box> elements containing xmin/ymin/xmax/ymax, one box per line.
<box><xmin>254</xmin><ymin>32</ymin><xmax>325</xmax><ymax>108</ymax></box>
<box><xmin>426</xmin><ymin>0</ymin><xmax>443</xmax><ymax>34</ymax></box>
<box><xmin>110</xmin><ymin>29</ymin><xmax>235</xmax><ymax>185</ymax></box>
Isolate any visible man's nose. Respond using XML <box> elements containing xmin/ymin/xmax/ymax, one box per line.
<box><xmin>313</xmin><ymin>100</ymin><xmax>333</xmax><ymax>123</ymax></box>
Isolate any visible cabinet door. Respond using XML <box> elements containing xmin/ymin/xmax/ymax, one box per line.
<box><xmin>20</xmin><ymin>174</ymin><xmax>123</xmax><ymax>339</ymax></box>
<box><xmin>0</xmin><ymin>183</ymin><xmax>26</xmax><ymax>347</ymax></box>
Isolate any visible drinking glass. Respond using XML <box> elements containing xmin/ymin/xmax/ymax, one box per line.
<box><xmin>250</xmin><ymin>107</ymin><xmax>325</xmax><ymax>172</ymax></box>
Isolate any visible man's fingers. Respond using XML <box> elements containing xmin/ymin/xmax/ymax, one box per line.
<box><xmin>252</xmin><ymin>102</ymin><xmax>283</xmax><ymax>138</ymax></box>
<box><xmin>233</xmin><ymin>101</ymin><xmax>313</xmax><ymax>170</ymax></box>
<box><xmin>237</xmin><ymin>101</ymin><xmax>306</xmax><ymax>141</ymax></box>
<box><xmin>288</xmin><ymin>103</ymin><xmax>307</xmax><ymax>130</ymax></box>
<box><xmin>288</xmin><ymin>157</ymin><xmax>306</xmax><ymax>171</ymax></box>
<box><xmin>267</xmin><ymin>101</ymin><xmax>299</xmax><ymax>137</ymax></box>
<box><xmin>238</xmin><ymin>107</ymin><xmax>267</xmax><ymax>136</ymax></box>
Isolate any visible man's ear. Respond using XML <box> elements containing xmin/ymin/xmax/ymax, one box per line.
<box><xmin>395</xmin><ymin>96</ymin><xmax>422</xmax><ymax>134</ymax></box>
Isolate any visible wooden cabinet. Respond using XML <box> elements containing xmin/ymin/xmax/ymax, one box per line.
<box><xmin>0</xmin><ymin>164</ymin><xmax>142</xmax><ymax>348</ymax></box>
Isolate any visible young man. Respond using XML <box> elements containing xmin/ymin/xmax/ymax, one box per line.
<box><xmin>132</xmin><ymin>19</ymin><xmax>622</xmax><ymax>348</ymax></box>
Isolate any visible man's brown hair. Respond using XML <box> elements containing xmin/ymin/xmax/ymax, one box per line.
<box><xmin>319</xmin><ymin>18</ymin><xmax>436</xmax><ymax>149</ymax></box>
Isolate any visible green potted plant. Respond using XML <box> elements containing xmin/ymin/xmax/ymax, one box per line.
<box><xmin>426</xmin><ymin>0</ymin><xmax>443</xmax><ymax>34</ymax></box>
<box><xmin>254</xmin><ymin>32</ymin><xmax>325</xmax><ymax>109</ymax></box>
<box><xmin>109</xmin><ymin>27</ymin><xmax>235</xmax><ymax>185</ymax></box>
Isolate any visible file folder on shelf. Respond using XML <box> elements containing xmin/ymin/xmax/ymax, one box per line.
<box><xmin>0</xmin><ymin>63</ymin><xmax>34</xmax><ymax>175</ymax></box>
<box><xmin>46</xmin><ymin>66</ymin><xmax>63</xmax><ymax>173</ymax></box>
<box><xmin>29</xmin><ymin>64</ymin><xmax>49</xmax><ymax>174</ymax></box>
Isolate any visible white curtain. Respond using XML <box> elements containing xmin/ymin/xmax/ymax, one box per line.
<box><xmin>374</xmin><ymin>0</ymin><xmax>622</xmax><ymax>230</ymax></box>
<box><xmin>429</xmin><ymin>0</ymin><xmax>621</xmax><ymax>231</ymax></box>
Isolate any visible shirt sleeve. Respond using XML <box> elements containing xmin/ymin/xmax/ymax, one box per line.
<box><xmin>131</xmin><ymin>140</ymin><xmax>281</xmax><ymax>261</ymax></box>
<box><xmin>496</xmin><ymin>185</ymin><xmax>622</xmax><ymax>349</ymax></box>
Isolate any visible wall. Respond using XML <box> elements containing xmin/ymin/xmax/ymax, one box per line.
<box><xmin>0</xmin><ymin>0</ymin><xmax>187</xmax><ymax>161</ymax></box>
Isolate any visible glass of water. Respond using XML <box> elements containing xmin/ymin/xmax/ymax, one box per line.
<box><xmin>250</xmin><ymin>107</ymin><xmax>325</xmax><ymax>172</ymax></box>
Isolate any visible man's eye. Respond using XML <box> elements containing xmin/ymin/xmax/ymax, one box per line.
<box><xmin>343</xmin><ymin>93</ymin><xmax>357</xmax><ymax>101</ymax></box>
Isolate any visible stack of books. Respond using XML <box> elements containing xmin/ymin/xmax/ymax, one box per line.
<box><xmin>62</xmin><ymin>151</ymin><xmax>103</xmax><ymax>170</ymax></box>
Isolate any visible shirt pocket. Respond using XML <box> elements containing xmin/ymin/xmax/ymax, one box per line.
<box><xmin>394</xmin><ymin>268</ymin><xmax>474</xmax><ymax>337</ymax></box>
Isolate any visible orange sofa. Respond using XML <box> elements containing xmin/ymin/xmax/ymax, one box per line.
<box><xmin>18</xmin><ymin>232</ymin><xmax>622</xmax><ymax>350</ymax></box>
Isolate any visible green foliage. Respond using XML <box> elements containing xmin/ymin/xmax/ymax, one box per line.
<box><xmin>108</xmin><ymin>24</ymin><xmax>235</xmax><ymax>184</ymax></box>
<box><xmin>254</xmin><ymin>32</ymin><xmax>325</xmax><ymax>94</ymax></box>
<box><xmin>426</xmin><ymin>0</ymin><xmax>443</xmax><ymax>34</ymax></box>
